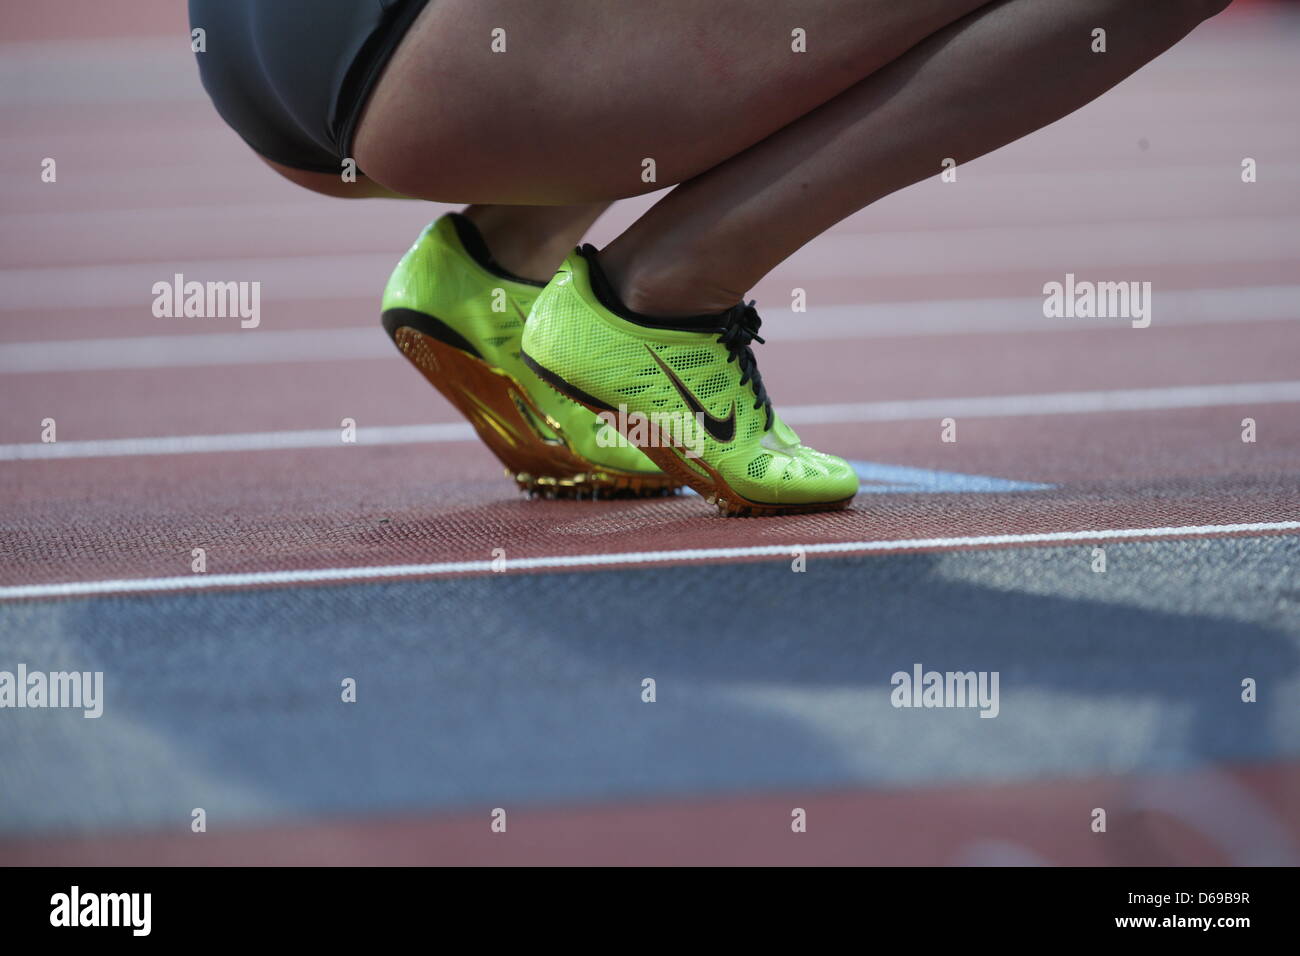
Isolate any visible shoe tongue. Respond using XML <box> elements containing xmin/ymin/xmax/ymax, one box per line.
<box><xmin>761</xmin><ymin>415</ymin><xmax>801</xmax><ymax>451</ymax></box>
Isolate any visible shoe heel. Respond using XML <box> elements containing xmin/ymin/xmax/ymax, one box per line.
<box><xmin>388</xmin><ymin>321</ymin><xmax>679</xmax><ymax>499</ymax></box>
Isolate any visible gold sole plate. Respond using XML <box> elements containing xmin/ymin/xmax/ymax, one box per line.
<box><xmin>393</xmin><ymin>327</ymin><xmax>681</xmax><ymax>499</ymax></box>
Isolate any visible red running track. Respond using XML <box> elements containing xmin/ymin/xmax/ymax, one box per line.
<box><xmin>0</xmin><ymin>1</ymin><xmax>1297</xmax><ymax>866</ymax></box>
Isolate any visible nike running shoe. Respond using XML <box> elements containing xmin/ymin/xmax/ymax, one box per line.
<box><xmin>381</xmin><ymin>215</ymin><xmax>677</xmax><ymax>498</ymax></box>
<box><xmin>520</xmin><ymin>246</ymin><xmax>859</xmax><ymax>516</ymax></box>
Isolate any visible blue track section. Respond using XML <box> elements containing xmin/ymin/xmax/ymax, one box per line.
<box><xmin>1</xmin><ymin>536</ymin><xmax>1295</xmax><ymax>835</ymax></box>
<box><xmin>682</xmin><ymin>459</ymin><xmax>1052</xmax><ymax>496</ymax></box>
<box><xmin>847</xmin><ymin>460</ymin><xmax>1052</xmax><ymax>494</ymax></box>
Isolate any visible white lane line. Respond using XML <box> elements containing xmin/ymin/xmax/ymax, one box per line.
<box><xmin>6</xmin><ymin>163</ymin><xmax>1298</xmax><ymax>257</ymax></box>
<box><xmin>2</xmin><ymin>521</ymin><xmax>1296</xmax><ymax>601</ymax></box>
<box><xmin>0</xmin><ymin>254</ymin><xmax>396</xmax><ymax>312</ymax></box>
<box><xmin>3</xmin><ymin>216</ymin><xmax>1298</xmax><ymax>311</ymax></box>
<box><xmin>0</xmin><ymin>41</ymin><xmax>205</xmax><ymax>106</ymax></box>
<box><xmin>4</xmin><ymin>284</ymin><xmax>1298</xmax><ymax>374</ymax></box>
<box><xmin>3</xmin><ymin>380</ymin><xmax>1296</xmax><ymax>462</ymax></box>
<box><xmin>777</xmin><ymin>380</ymin><xmax>1300</xmax><ymax>426</ymax></box>
<box><xmin>0</xmin><ymin>328</ymin><xmax>394</xmax><ymax>373</ymax></box>
<box><xmin>774</xmin><ymin>284</ymin><xmax>1300</xmax><ymax>341</ymax></box>
<box><xmin>0</xmin><ymin>424</ymin><xmax>476</xmax><ymax>461</ymax></box>
<box><xmin>775</xmin><ymin>216</ymin><xmax>1300</xmax><ymax>282</ymax></box>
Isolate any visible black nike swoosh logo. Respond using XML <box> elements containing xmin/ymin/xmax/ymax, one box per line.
<box><xmin>645</xmin><ymin>346</ymin><xmax>736</xmax><ymax>444</ymax></box>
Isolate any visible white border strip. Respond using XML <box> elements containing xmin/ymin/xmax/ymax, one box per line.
<box><xmin>2</xmin><ymin>521</ymin><xmax>1296</xmax><ymax>601</ymax></box>
<box><xmin>4</xmin><ymin>381</ymin><xmax>1298</xmax><ymax>461</ymax></box>
<box><xmin>4</xmin><ymin>284</ymin><xmax>1298</xmax><ymax>374</ymax></box>
<box><xmin>0</xmin><ymin>423</ymin><xmax>475</xmax><ymax>460</ymax></box>
<box><xmin>778</xmin><ymin>380</ymin><xmax>1300</xmax><ymax>426</ymax></box>
<box><xmin>4</xmin><ymin>216</ymin><xmax>1299</xmax><ymax>309</ymax></box>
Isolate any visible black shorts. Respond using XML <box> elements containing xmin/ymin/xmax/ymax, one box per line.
<box><xmin>188</xmin><ymin>0</ymin><xmax>429</xmax><ymax>174</ymax></box>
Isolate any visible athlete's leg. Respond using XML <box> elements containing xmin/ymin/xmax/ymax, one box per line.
<box><xmin>461</xmin><ymin>202</ymin><xmax>610</xmax><ymax>282</ymax></box>
<box><xmin>514</xmin><ymin>0</ymin><xmax>1230</xmax><ymax>514</ymax></box>
<box><xmin>600</xmin><ymin>0</ymin><xmax>1232</xmax><ymax>314</ymax></box>
<box><xmin>355</xmin><ymin>0</ymin><xmax>998</xmax><ymax>203</ymax></box>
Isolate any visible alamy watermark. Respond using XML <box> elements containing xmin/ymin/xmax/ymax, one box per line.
<box><xmin>0</xmin><ymin>664</ymin><xmax>103</xmax><ymax>718</ymax></box>
<box><xmin>152</xmin><ymin>273</ymin><xmax>260</xmax><ymax>328</ymax></box>
<box><xmin>50</xmin><ymin>886</ymin><xmax>150</xmax><ymax>936</ymax></box>
<box><xmin>1043</xmin><ymin>273</ymin><xmax>1151</xmax><ymax>328</ymax></box>
<box><xmin>596</xmin><ymin>405</ymin><xmax>706</xmax><ymax>458</ymax></box>
<box><xmin>890</xmin><ymin>662</ymin><xmax>999</xmax><ymax>718</ymax></box>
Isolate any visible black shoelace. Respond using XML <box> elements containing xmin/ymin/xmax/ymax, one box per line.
<box><xmin>712</xmin><ymin>301</ymin><xmax>773</xmax><ymax>431</ymax></box>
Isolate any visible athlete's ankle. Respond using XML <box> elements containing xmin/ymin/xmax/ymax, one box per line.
<box><xmin>460</xmin><ymin>206</ymin><xmax>567</xmax><ymax>284</ymax></box>
<box><xmin>462</xmin><ymin>203</ymin><xmax>609</xmax><ymax>285</ymax></box>
<box><xmin>597</xmin><ymin>245</ymin><xmax>741</xmax><ymax>319</ymax></box>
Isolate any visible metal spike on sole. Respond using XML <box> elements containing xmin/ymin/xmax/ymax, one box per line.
<box><xmin>392</xmin><ymin>326</ymin><xmax>682</xmax><ymax>501</ymax></box>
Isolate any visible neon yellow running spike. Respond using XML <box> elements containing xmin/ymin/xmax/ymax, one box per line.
<box><xmin>520</xmin><ymin>246</ymin><xmax>859</xmax><ymax>516</ymax></box>
<box><xmin>381</xmin><ymin>215</ymin><xmax>677</xmax><ymax>499</ymax></box>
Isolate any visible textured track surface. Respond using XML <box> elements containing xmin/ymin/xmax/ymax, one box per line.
<box><xmin>3</xmin><ymin>538</ymin><xmax>1298</xmax><ymax>829</ymax></box>
<box><xmin>0</xmin><ymin>2</ymin><xmax>1298</xmax><ymax>864</ymax></box>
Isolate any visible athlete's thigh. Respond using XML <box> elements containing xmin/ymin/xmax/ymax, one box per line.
<box><xmin>354</xmin><ymin>0</ymin><xmax>991</xmax><ymax>203</ymax></box>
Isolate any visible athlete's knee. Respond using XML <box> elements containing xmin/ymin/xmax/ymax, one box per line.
<box><xmin>1189</xmin><ymin>0</ymin><xmax>1233</xmax><ymax>20</ymax></box>
<box><xmin>353</xmin><ymin>129</ymin><xmax>468</xmax><ymax>202</ymax></box>
<box><xmin>1117</xmin><ymin>0</ymin><xmax>1233</xmax><ymax>25</ymax></box>
<box><xmin>1159</xmin><ymin>0</ymin><xmax>1233</xmax><ymax>23</ymax></box>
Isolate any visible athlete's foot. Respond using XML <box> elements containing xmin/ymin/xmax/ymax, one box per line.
<box><xmin>520</xmin><ymin>245</ymin><xmax>859</xmax><ymax>516</ymax></box>
<box><xmin>381</xmin><ymin>215</ymin><xmax>680</xmax><ymax>499</ymax></box>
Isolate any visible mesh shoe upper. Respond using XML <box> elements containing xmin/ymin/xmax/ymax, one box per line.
<box><xmin>521</xmin><ymin>250</ymin><xmax>859</xmax><ymax>506</ymax></box>
<box><xmin>382</xmin><ymin>216</ymin><xmax>660</xmax><ymax>476</ymax></box>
